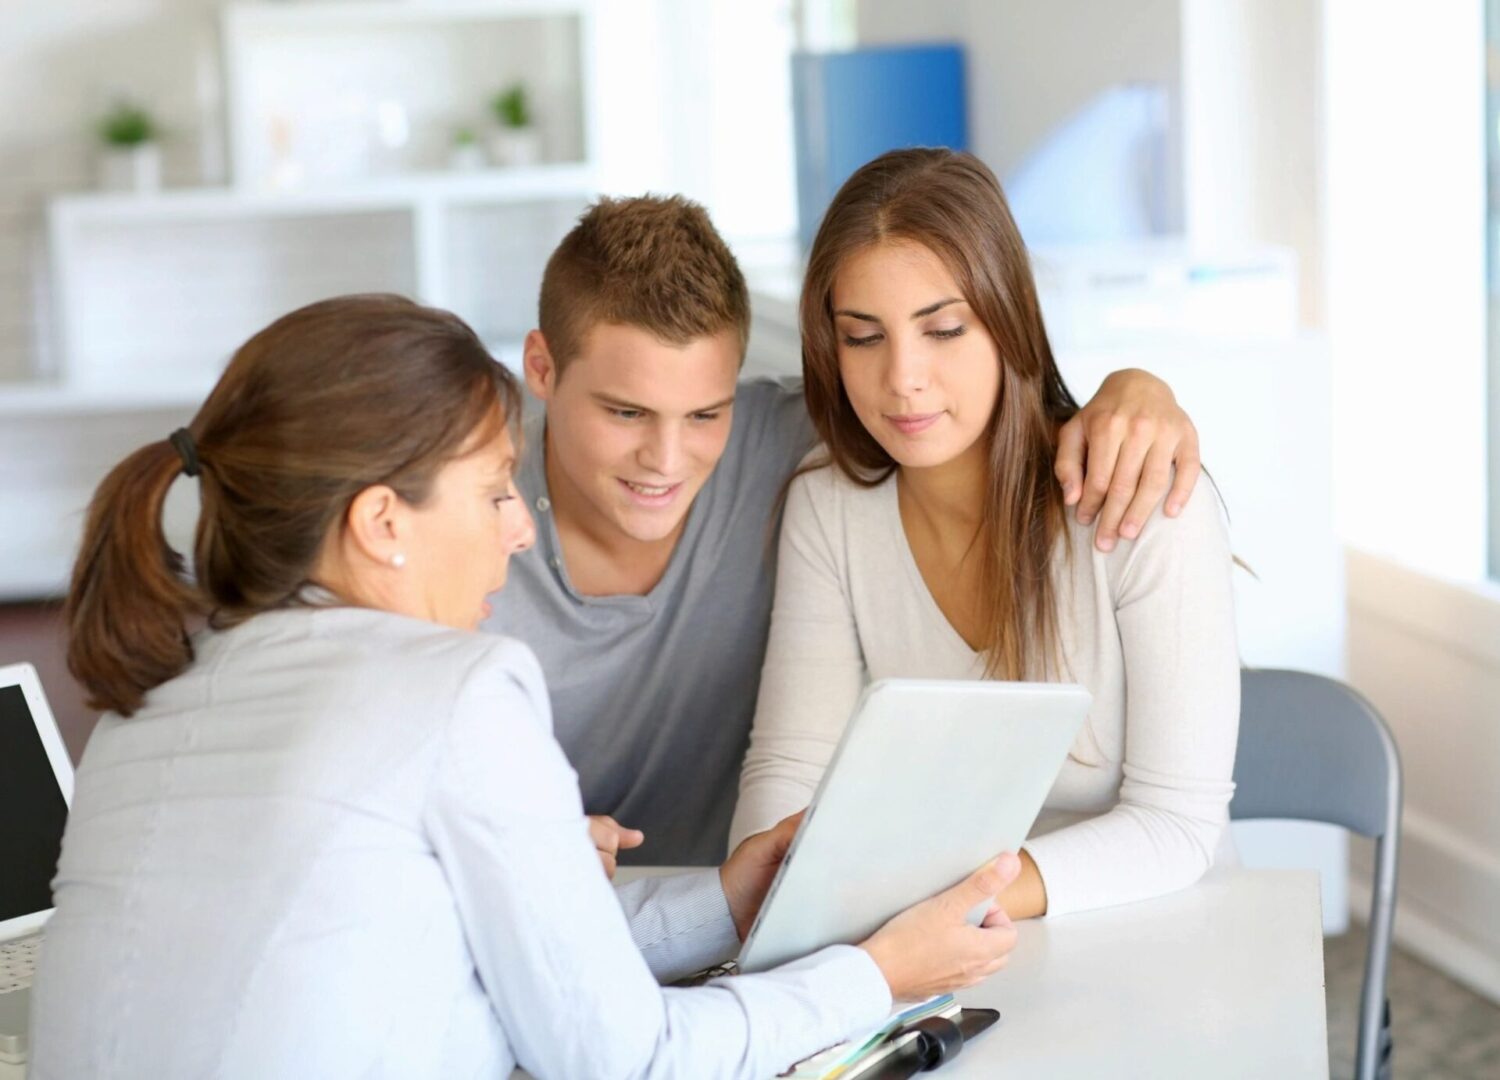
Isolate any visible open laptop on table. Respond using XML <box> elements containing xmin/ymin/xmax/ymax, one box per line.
<box><xmin>0</xmin><ymin>663</ymin><xmax>74</xmax><ymax>1069</ymax></box>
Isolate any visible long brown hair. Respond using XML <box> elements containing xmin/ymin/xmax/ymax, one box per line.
<box><xmin>66</xmin><ymin>294</ymin><xmax>521</xmax><ymax>717</ymax></box>
<box><xmin>800</xmin><ymin>148</ymin><xmax>1079</xmax><ymax>680</ymax></box>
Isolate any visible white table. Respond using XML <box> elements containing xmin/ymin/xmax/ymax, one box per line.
<box><xmin>8</xmin><ymin>870</ymin><xmax>1327</xmax><ymax>1080</ymax></box>
<box><xmin>617</xmin><ymin>866</ymin><xmax>1328</xmax><ymax>1079</ymax></box>
<box><xmin>942</xmin><ymin>868</ymin><xmax>1328</xmax><ymax>1078</ymax></box>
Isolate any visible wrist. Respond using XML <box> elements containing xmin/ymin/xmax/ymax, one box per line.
<box><xmin>999</xmin><ymin>847</ymin><xmax>1048</xmax><ymax>919</ymax></box>
<box><xmin>719</xmin><ymin>865</ymin><xmax>749</xmax><ymax>941</ymax></box>
<box><xmin>858</xmin><ymin>938</ymin><xmax>900</xmax><ymax>996</ymax></box>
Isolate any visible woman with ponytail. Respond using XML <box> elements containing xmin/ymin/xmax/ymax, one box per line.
<box><xmin>30</xmin><ymin>294</ymin><xmax>1023</xmax><ymax>1080</ymax></box>
<box><xmin>731</xmin><ymin>148</ymin><xmax>1240</xmax><ymax>920</ymax></box>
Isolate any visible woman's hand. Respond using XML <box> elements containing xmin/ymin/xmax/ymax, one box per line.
<box><xmin>588</xmin><ymin>815</ymin><xmax>644</xmax><ymax>880</ymax></box>
<box><xmin>859</xmin><ymin>853</ymin><xmax>1022</xmax><ymax>1000</ymax></box>
<box><xmin>719</xmin><ymin>811</ymin><xmax>805</xmax><ymax>940</ymax></box>
<box><xmin>1056</xmin><ymin>368</ymin><xmax>1201</xmax><ymax>552</ymax></box>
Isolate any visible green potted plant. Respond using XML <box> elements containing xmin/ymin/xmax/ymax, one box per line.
<box><xmin>449</xmin><ymin>125</ymin><xmax>485</xmax><ymax>172</ymax></box>
<box><xmin>97</xmin><ymin>99</ymin><xmax>161</xmax><ymax>193</ymax></box>
<box><xmin>487</xmin><ymin>82</ymin><xmax>541</xmax><ymax>167</ymax></box>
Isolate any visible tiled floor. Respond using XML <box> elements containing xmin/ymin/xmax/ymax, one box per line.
<box><xmin>1325</xmin><ymin>922</ymin><xmax>1500</xmax><ymax>1079</ymax></box>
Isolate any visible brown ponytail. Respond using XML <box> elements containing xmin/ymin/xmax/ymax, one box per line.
<box><xmin>65</xmin><ymin>441</ymin><xmax>208</xmax><ymax>716</ymax></box>
<box><xmin>66</xmin><ymin>294</ymin><xmax>520</xmax><ymax>717</ymax></box>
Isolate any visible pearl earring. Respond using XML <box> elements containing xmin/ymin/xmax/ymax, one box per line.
<box><xmin>390</xmin><ymin>553</ymin><xmax>406</xmax><ymax>569</ymax></box>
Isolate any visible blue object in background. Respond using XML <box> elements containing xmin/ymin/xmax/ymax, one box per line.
<box><xmin>792</xmin><ymin>44</ymin><xmax>967</xmax><ymax>252</ymax></box>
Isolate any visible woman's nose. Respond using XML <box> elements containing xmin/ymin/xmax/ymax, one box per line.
<box><xmin>885</xmin><ymin>338</ymin><xmax>930</xmax><ymax>396</ymax></box>
<box><xmin>510</xmin><ymin>505</ymin><xmax>537</xmax><ymax>553</ymax></box>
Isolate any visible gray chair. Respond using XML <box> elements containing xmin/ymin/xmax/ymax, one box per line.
<box><xmin>1232</xmin><ymin>669</ymin><xmax>1401</xmax><ymax>1080</ymax></box>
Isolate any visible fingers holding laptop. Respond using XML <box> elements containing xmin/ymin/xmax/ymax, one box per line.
<box><xmin>721</xmin><ymin>810</ymin><xmax>806</xmax><ymax>940</ymax></box>
<box><xmin>859</xmin><ymin>852</ymin><xmax>1023</xmax><ymax>1000</ymax></box>
<box><xmin>588</xmin><ymin>815</ymin><xmax>645</xmax><ymax>879</ymax></box>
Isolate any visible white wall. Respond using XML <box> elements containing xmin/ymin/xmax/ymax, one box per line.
<box><xmin>1180</xmin><ymin>0</ymin><xmax>1323</xmax><ymax>328</ymax></box>
<box><xmin>856</xmin><ymin>0</ymin><xmax>1179</xmax><ymax>190</ymax></box>
<box><xmin>594</xmin><ymin>0</ymin><xmax>803</xmax><ymax>255</ymax></box>
<box><xmin>1347</xmin><ymin>550</ymin><xmax>1500</xmax><ymax>1001</ymax></box>
<box><xmin>0</xmin><ymin>0</ymin><xmax>224</xmax><ymax>382</ymax></box>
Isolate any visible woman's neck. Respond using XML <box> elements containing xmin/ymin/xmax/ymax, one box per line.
<box><xmin>895</xmin><ymin>438</ymin><xmax>988</xmax><ymax>538</ymax></box>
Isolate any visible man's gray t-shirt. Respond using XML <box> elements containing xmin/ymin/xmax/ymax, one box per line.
<box><xmin>485</xmin><ymin>379</ymin><xmax>815</xmax><ymax>866</ymax></box>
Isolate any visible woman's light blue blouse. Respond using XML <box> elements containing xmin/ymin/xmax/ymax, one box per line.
<box><xmin>29</xmin><ymin>605</ymin><xmax>889</xmax><ymax>1078</ymax></box>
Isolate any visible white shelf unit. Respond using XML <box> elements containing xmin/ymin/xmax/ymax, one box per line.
<box><xmin>223</xmin><ymin>0</ymin><xmax>598</xmax><ymax>192</ymax></box>
<box><xmin>44</xmin><ymin>164</ymin><xmax>594</xmax><ymax>394</ymax></box>
<box><xmin>31</xmin><ymin>0</ymin><xmax>599</xmax><ymax>399</ymax></box>
<box><xmin>3</xmin><ymin>0</ymin><xmax>599</xmax><ymax>603</ymax></box>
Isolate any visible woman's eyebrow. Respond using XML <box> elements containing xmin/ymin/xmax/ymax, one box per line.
<box><xmin>833</xmin><ymin>297</ymin><xmax>963</xmax><ymax>323</ymax></box>
<box><xmin>912</xmin><ymin>297</ymin><xmax>963</xmax><ymax>318</ymax></box>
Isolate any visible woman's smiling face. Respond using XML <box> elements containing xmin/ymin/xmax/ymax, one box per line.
<box><xmin>831</xmin><ymin>240</ymin><xmax>1001</xmax><ymax>472</ymax></box>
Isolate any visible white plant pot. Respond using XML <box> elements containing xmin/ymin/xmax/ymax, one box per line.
<box><xmin>98</xmin><ymin>144</ymin><xmax>162</xmax><ymax>193</ymax></box>
<box><xmin>487</xmin><ymin>128</ymin><xmax>542</xmax><ymax>168</ymax></box>
<box><xmin>449</xmin><ymin>142</ymin><xmax>487</xmax><ymax>172</ymax></box>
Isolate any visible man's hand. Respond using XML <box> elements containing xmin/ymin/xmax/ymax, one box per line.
<box><xmin>719</xmin><ymin>811</ymin><xmax>805</xmax><ymax>940</ymax></box>
<box><xmin>1056</xmin><ymin>368</ymin><xmax>1201</xmax><ymax>552</ymax></box>
<box><xmin>588</xmin><ymin>815</ymin><xmax>644</xmax><ymax>880</ymax></box>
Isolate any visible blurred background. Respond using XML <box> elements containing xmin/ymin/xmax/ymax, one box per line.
<box><xmin>0</xmin><ymin>1</ymin><xmax>1496</xmax><ymax>1074</ymax></box>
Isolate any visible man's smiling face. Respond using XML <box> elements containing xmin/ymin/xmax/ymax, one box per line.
<box><xmin>527</xmin><ymin>321</ymin><xmax>741</xmax><ymax>545</ymax></box>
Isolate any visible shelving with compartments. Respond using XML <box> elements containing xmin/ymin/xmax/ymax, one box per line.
<box><xmin>30</xmin><ymin>0</ymin><xmax>599</xmax><ymax>406</ymax></box>
<box><xmin>43</xmin><ymin>164</ymin><xmax>594</xmax><ymax>396</ymax></box>
<box><xmin>3</xmin><ymin>0</ymin><xmax>599</xmax><ymax>601</ymax></box>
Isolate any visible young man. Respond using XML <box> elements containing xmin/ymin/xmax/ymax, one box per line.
<box><xmin>486</xmin><ymin>195</ymin><xmax>1202</xmax><ymax>866</ymax></box>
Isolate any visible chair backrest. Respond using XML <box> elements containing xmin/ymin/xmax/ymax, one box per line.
<box><xmin>1232</xmin><ymin>668</ymin><xmax>1400</xmax><ymax>839</ymax></box>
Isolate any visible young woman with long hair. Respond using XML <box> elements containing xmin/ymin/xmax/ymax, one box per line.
<box><xmin>31</xmin><ymin>294</ymin><xmax>1022</xmax><ymax>1079</ymax></box>
<box><xmin>731</xmin><ymin>149</ymin><xmax>1240</xmax><ymax>920</ymax></box>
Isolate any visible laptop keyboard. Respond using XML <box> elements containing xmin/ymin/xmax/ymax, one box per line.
<box><xmin>0</xmin><ymin>937</ymin><xmax>39</xmax><ymax>995</ymax></box>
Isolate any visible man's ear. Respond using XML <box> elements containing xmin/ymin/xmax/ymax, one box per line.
<box><xmin>524</xmin><ymin>330</ymin><xmax>559</xmax><ymax>401</ymax></box>
<box><xmin>343</xmin><ymin>484</ymin><xmax>408</xmax><ymax>568</ymax></box>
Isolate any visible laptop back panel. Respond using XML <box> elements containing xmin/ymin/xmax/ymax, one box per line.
<box><xmin>0</xmin><ymin>663</ymin><xmax>72</xmax><ymax>1060</ymax></box>
<box><xmin>738</xmin><ymin>678</ymin><xmax>1090</xmax><ymax>973</ymax></box>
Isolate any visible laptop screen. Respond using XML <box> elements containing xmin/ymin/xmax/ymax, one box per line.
<box><xmin>0</xmin><ymin>683</ymin><xmax>68</xmax><ymax>923</ymax></box>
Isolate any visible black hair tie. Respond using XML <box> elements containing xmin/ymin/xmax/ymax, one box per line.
<box><xmin>169</xmin><ymin>428</ymin><xmax>201</xmax><ymax>478</ymax></box>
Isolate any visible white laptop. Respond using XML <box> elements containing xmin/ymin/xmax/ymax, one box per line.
<box><xmin>738</xmin><ymin>678</ymin><xmax>1091</xmax><ymax>974</ymax></box>
<box><xmin>0</xmin><ymin>663</ymin><xmax>74</xmax><ymax>1068</ymax></box>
